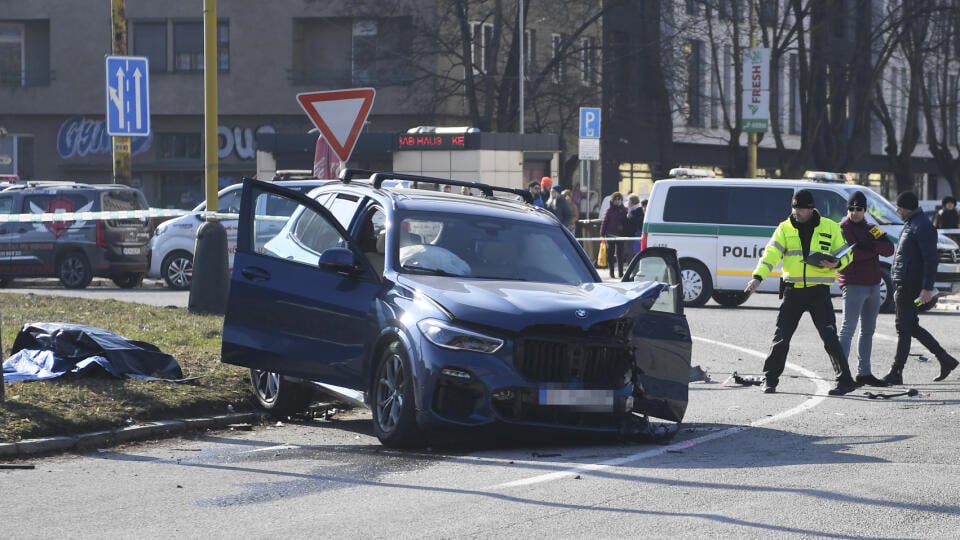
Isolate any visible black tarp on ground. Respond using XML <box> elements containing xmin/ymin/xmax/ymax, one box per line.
<box><xmin>3</xmin><ymin>322</ymin><xmax>183</xmax><ymax>383</ymax></box>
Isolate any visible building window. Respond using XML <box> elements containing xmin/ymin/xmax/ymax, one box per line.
<box><xmin>0</xmin><ymin>22</ymin><xmax>24</xmax><ymax>86</ymax></box>
<box><xmin>686</xmin><ymin>39</ymin><xmax>704</xmax><ymax>127</ymax></box>
<box><xmin>292</xmin><ymin>17</ymin><xmax>410</xmax><ymax>86</ymax></box>
<box><xmin>352</xmin><ymin>18</ymin><xmax>411</xmax><ymax>85</ymax></box>
<box><xmin>133</xmin><ymin>22</ymin><xmax>167</xmax><ymax>72</ymax></box>
<box><xmin>685</xmin><ymin>0</ymin><xmax>700</xmax><ymax>16</ymax></box>
<box><xmin>156</xmin><ymin>133</ymin><xmax>202</xmax><ymax>160</ymax></box>
<box><xmin>524</xmin><ymin>28</ymin><xmax>535</xmax><ymax>76</ymax></box>
<box><xmin>580</xmin><ymin>37</ymin><xmax>595</xmax><ymax>85</ymax></box>
<box><xmin>0</xmin><ymin>20</ymin><xmax>50</xmax><ymax>87</ymax></box>
<box><xmin>789</xmin><ymin>54</ymin><xmax>800</xmax><ymax>134</ymax></box>
<box><xmin>551</xmin><ymin>33</ymin><xmax>565</xmax><ymax>83</ymax></box>
<box><xmin>469</xmin><ymin>21</ymin><xmax>495</xmax><ymax>75</ymax></box>
<box><xmin>132</xmin><ymin>20</ymin><xmax>229</xmax><ymax>73</ymax></box>
<box><xmin>950</xmin><ymin>75</ymin><xmax>958</xmax><ymax>146</ymax></box>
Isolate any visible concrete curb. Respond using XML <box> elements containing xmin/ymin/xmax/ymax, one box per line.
<box><xmin>0</xmin><ymin>412</ymin><xmax>261</xmax><ymax>459</ymax></box>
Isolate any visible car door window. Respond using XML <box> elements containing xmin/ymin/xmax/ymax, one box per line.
<box><xmin>247</xmin><ymin>183</ymin><xmax>350</xmax><ymax>266</ymax></box>
<box><xmin>218</xmin><ymin>189</ymin><xmax>242</xmax><ymax>214</ymax></box>
<box><xmin>630</xmin><ymin>254</ymin><xmax>681</xmax><ymax>314</ymax></box>
<box><xmin>327</xmin><ymin>193</ymin><xmax>361</xmax><ymax>229</ymax></box>
<box><xmin>0</xmin><ymin>195</ymin><xmax>12</xmax><ymax>214</ymax></box>
<box><xmin>809</xmin><ymin>189</ymin><xmax>847</xmax><ymax>222</ymax></box>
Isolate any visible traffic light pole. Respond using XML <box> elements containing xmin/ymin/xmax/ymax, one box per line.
<box><xmin>110</xmin><ymin>0</ymin><xmax>131</xmax><ymax>185</ymax></box>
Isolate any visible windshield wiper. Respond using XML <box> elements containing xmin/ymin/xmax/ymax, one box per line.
<box><xmin>400</xmin><ymin>264</ymin><xmax>463</xmax><ymax>277</ymax></box>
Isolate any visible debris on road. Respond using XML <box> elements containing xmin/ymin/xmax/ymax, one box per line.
<box><xmin>864</xmin><ymin>389</ymin><xmax>919</xmax><ymax>399</ymax></box>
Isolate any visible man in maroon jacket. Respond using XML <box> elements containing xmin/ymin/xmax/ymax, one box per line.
<box><xmin>837</xmin><ymin>191</ymin><xmax>895</xmax><ymax>387</ymax></box>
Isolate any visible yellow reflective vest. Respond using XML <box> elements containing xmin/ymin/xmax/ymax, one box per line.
<box><xmin>752</xmin><ymin>211</ymin><xmax>852</xmax><ymax>287</ymax></box>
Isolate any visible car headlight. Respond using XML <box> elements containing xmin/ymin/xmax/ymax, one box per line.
<box><xmin>153</xmin><ymin>224</ymin><xmax>167</xmax><ymax>237</ymax></box>
<box><xmin>417</xmin><ymin>318</ymin><xmax>504</xmax><ymax>354</ymax></box>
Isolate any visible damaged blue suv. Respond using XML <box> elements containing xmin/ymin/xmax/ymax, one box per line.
<box><xmin>221</xmin><ymin>170</ymin><xmax>692</xmax><ymax>447</ymax></box>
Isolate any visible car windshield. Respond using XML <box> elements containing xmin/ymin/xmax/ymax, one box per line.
<box><xmin>863</xmin><ymin>189</ymin><xmax>903</xmax><ymax>225</ymax></box>
<box><xmin>394</xmin><ymin>210</ymin><xmax>596</xmax><ymax>285</ymax></box>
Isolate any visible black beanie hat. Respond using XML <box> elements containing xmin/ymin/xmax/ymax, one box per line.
<box><xmin>792</xmin><ymin>189</ymin><xmax>816</xmax><ymax>209</ymax></box>
<box><xmin>896</xmin><ymin>191</ymin><xmax>919</xmax><ymax>210</ymax></box>
<box><xmin>847</xmin><ymin>191</ymin><xmax>867</xmax><ymax>208</ymax></box>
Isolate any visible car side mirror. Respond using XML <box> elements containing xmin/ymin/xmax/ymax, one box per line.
<box><xmin>318</xmin><ymin>247</ymin><xmax>359</xmax><ymax>275</ymax></box>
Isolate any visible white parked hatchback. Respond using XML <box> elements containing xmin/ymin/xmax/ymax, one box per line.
<box><xmin>147</xmin><ymin>179</ymin><xmax>329</xmax><ymax>289</ymax></box>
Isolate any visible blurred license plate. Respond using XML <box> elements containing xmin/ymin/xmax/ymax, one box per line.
<box><xmin>538</xmin><ymin>388</ymin><xmax>614</xmax><ymax>407</ymax></box>
<box><xmin>122</xmin><ymin>247</ymin><xmax>141</xmax><ymax>255</ymax></box>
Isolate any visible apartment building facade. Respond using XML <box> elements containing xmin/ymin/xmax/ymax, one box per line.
<box><xmin>1</xmin><ymin>0</ymin><xmax>599</xmax><ymax>208</ymax></box>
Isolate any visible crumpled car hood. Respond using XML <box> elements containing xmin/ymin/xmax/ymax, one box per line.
<box><xmin>396</xmin><ymin>276</ymin><xmax>667</xmax><ymax>329</ymax></box>
<box><xmin>397</xmin><ymin>275</ymin><xmax>690</xmax><ymax>424</ymax></box>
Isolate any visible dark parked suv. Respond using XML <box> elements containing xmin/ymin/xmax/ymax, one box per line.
<box><xmin>0</xmin><ymin>182</ymin><xmax>152</xmax><ymax>289</ymax></box>
<box><xmin>221</xmin><ymin>170</ymin><xmax>692</xmax><ymax>447</ymax></box>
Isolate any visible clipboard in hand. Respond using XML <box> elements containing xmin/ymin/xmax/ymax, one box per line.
<box><xmin>802</xmin><ymin>243</ymin><xmax>853</xmax><ymax>266</ymax></box>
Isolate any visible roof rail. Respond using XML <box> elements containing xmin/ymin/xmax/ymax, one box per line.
<box><xmin>668</xmin><ymin>167</ymin><xmax>716</xmax><ymax>179</ymax></box>
<box><xmin>803</xmin><ymin>170</ymin><xmax>851</xmax><ymax>183</ymax></box>
<box><xmin>339</xmin><ymin>168</ymin><xmax>534</xmax><ymax>203</ymax></box>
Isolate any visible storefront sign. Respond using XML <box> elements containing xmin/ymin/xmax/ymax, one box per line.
<box><xmin>218</xmin><ymin>125</ymin><xmax>275</xmax><ymax>160</ymax></box>
<box><xmin>397</xmin><ymin>133</ymin><xmax>475</xmax><ymax>150</ymax></box>
<box><xmin>57</xmin><ymin>117</ymin><xmax>151</xmax><ymax>158</ymax></box>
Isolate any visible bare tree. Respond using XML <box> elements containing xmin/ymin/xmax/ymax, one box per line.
<box><xmin>917</xmin><ymin>0</ymin><xmax>960</xmax><ymax>198</ymax></box>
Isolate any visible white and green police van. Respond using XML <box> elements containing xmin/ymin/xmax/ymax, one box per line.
<box><xmin>640</xmin><ymin>170</ymin><xmax>960</xmax><ymax>310</ymax></box>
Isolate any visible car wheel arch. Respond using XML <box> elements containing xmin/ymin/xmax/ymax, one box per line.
<box><xmin>368</xmin><ymin>324</ymin><xmax>433</xmax><ymax>411</ymax></box>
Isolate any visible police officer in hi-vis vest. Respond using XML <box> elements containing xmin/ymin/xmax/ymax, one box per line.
<box><xmin>744</xmin><ymin>189</ymin><xmax>858</xmax><ymax>396</ymax></box>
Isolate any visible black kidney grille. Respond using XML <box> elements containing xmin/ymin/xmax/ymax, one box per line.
<box><xmin>514</xmin><ymin>338</ymin><xmax>631</xmax><ymax>387</ymax></box>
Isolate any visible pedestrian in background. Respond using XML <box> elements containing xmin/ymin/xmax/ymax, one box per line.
<box><xmin>526</xmin><ymin>180</ymin><xmax>545</xmax><ymax>207</ymax></box>
<box><xmin>932</xmin><ymin>195</ymin><xmax>958</xmax><ymax>230</ymax></box>
<box><xmin>600</xmin><ymin>191</ymin><xmax>627</xmax><ymax>278</ymax></box>
<box><xmin>546</xmin><ymin>185</ymin><xmax>572</xmax><ymax>229</ymax></box>
<box><xmin>744</xmin><ymin>189</ymin><xmax>857</xmax><ymax>396</ymax></box>
<box><xmin>837</xmin><ymin>190</ymin><xmax>894</xmax><ymax>387</ymax></box>
<box><xmin>562</xmin><ymin>188</ymin><xmax>579</xmax><ymax>233</ymax></box>
<box><xmin>882</xmin><ymin>191</ymin><xmax>958</xmax><ymax>384</ymax></box>
<box><xmin>624</xmin><ymin>194</ymin><xmax>645</xmax><ymax>259</ymax></box>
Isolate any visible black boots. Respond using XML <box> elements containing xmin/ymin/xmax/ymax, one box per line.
<box><xmin>828</xmin><ymin>378</ymin><xmax>858</xmax><ymax>396</ymax></box>
<box><xmin>882</xmin><ymin>369</ymin><xmax>904</xmax><ymax>386</ymax></box>
<box><xmin>934</xmin><ymin>355</ymin><xmax>959</xmax><ymax>381</ymax></box>
<box><xmin>882</xmin><ymin>354</ymin><xmax>956</xmax><ymax>384</ymax></box>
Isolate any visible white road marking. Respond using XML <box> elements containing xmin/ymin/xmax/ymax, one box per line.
<box><xmin>489</xmin><ymin>336</ymin><xmax>830</xmax><ymax>490</ymax></box>
<box><xmin>239</xmin><ymin>444</ymin><xmax>300</xmax><ymax>454</ymax></box>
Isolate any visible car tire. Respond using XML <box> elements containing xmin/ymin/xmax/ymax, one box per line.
<box><xmin>711</xmin><ymin>290</ymin><xmax>750</xmax><ymax>307</ymax></box>
<box><xmin>680</xmin><ymin>259</ymin><xmax>713</xmax><ymax>307</ymax></box>
<box><xmin>161</xmin><ymin>251</ymin><xmax>194</xmax><ymax>290</ymax></box>
<box><xmin>112</xmin><ymin>272</ymin><xmax>144</xmax><ymax>289</ymax></box>
<box><xmin>878</xmin><ymin>267</ymin><xmax>894</xmax><ymax>314</ymax></box>
<box><xmin>249</xmin><ymin>369</ymin><xmax>313</xmax><ymax>417</ymax></box>
<box><xmin>371</xmin><ymin>341</ymin><xmax>423</xmax><ymax>448</ymax></box>
<box><xmin>58</xmin><ymin>252</ymin><xmax>93</xmax><ymax>289</ymax></box>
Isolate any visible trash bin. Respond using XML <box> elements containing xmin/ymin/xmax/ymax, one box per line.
<box><xmin>577</xmin><ymin>219</ymin><xmax>602</xmax><ymax>266</ymax></box>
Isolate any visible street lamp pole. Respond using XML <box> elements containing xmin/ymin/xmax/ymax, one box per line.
<box><xmin>519</xmin><ymin>0</ymin><xmax>524</xmax><ymax>134</ymax></box>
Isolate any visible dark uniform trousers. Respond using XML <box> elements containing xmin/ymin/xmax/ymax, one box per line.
<box><xmin>762</xmin><ymin>284</ymin><xmax>854</xmax><ymax>386</ymax></box>
<box><xmin>892</xmin><ymin>283</ymin><xmax>949</xmax><ymax>369</ymax></box>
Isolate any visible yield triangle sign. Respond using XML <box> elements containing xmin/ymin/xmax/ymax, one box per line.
<box><xmin>296</xmin><ymin>88</ymin><xmax>376</xmax><ymax>163</ymax></box>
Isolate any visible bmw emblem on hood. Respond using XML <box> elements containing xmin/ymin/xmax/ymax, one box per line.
<box><xmin>574</xmin><ymin>309</ymin><xmax>588</xmax><ymax>319</ymax></box>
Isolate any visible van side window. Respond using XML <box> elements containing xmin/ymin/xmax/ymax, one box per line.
<box><xmin>663</xmin><ymin>186</ymin><xmax>793</xmax><ymax>226</ymax></box>
<box><xmin>0</xmin><ymin>195</ymin><xmax>13</xmax><ymax>214</ymax></box>
<box><xmin>809</xmin><ymin>190</ymin><xmax>847</xmax><ymax>222</ymax></box>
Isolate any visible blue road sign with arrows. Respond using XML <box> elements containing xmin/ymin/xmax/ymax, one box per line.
<box><xmin>105</xmin><ymin>56</ymin><xmax>150</xmax><ymax>137</ymax></box>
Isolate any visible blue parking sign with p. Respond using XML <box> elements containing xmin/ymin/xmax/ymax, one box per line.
<box><xmin>579</xmin><ymin>107</ymin><xmax>601</xmax><ymax>138</ymax></box>
<box><xmin>105</xmin><ymin>56</ymin><xmax>150</xmax><ymax>137</ymax></box>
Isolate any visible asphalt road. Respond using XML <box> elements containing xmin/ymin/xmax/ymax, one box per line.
<box><xmin>2</xmin><ymin>287</ymin><xmax>959</xmax><ymax>538</ymax></box>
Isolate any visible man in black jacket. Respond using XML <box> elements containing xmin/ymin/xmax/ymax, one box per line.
<box><xmin>883</xmin><ymin>191</ymin><xmax>959</xmax><ymax>384</ymax></box>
